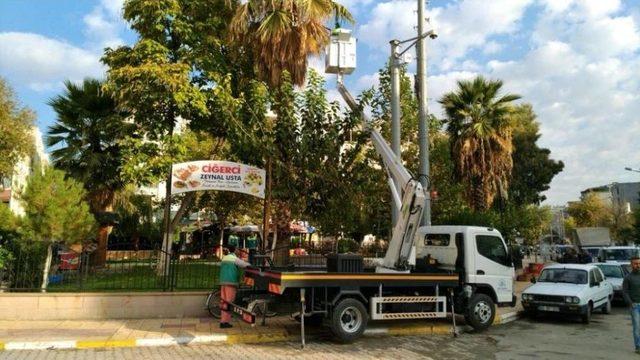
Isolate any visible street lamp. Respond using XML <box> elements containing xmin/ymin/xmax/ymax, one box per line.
<box><xmin>625</xmin><ymin>167</ymin><xmax>640</xmax><ymax>173</ymax></box>
<box><xmin>389</xmin><ymin>25</ymin><xmax>437</xmax><ymax>225</ymax></box>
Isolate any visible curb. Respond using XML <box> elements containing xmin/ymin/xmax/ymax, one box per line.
<box><xmin>0</xmin><ymin>312</ymin><xmax>523</xmax><ymax>351</ymax></box>
<box><xmin>493</xmin><ymin>310</ymin><xmax>523</xmax><ymax>325</ymax></box>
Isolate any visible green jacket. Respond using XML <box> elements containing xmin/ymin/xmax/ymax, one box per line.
<box><xmin>219</xmin><ymin>254</ymin><xmax>250</xmax><ymax>286</ymax></box>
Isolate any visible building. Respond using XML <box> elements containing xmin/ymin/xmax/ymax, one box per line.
<box><xmin>580</xmin><ymin>182</ymin><xmax>640</xmax><ymax>214</ymax></box>
<box><xmin>1</xmin><ymin>127</ymin><xmax>49</xmax><ymax>216</ymax></box>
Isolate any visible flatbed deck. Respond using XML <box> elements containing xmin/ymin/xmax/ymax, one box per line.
<box><xmin>243</xmin><ymin>268</ymin><xmax>459</xmax><ymax>294</ymax></box>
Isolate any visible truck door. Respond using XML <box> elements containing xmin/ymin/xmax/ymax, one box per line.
<box><xmin>471</xmin><ymin>233</ymin><xmax>514</xmax><ymax>303</ymax></box>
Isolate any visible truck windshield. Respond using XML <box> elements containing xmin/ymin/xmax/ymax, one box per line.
<box><xmin>538</xmin><ymin>269</ymin><xmax>587</xmax><ymax>284</ymax></box>
<box><xmin>603</xmin><ymin>249</ymin><xmax>640</xmax><ymax>261</ymax></box>
<box><xmin>596</xmin><ymin>265</ymin><xmax>623</xmax><ymax>278</ymax></box>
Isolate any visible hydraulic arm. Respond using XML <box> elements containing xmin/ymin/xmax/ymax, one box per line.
<box><xmin>337</xmin><ymin>81</ymin><xmax>426</xmax><ymax>272</ymax></box>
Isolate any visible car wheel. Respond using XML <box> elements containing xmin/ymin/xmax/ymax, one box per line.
<box><xmin>581</xmin><ymin>303</ymin><xmax>592</xmax><ymax>324</ymax></box>
<box><xmin>329</xmin><ymin>298</ymin><xmax>368</xmax><ymax>343</ymax></box>
<box><xmin>602</xmin><ymin>298</ymin><xmax>611</xmax><ymax>314</ymax></box>
<box><xmin>464</xmin><ymin>293</ymin><xmax>496</xmax><ymax>331</ymax></box>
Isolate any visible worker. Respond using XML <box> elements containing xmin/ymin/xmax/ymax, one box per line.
<box><xmin>219</xmin><ymin>245</ymin><xmax>252</xmax><ymax>328</ymax></box>
<box><xmin>623</xmin><ymin>257</ymin><xmax>640</xmax><ymax>354</ymax></box>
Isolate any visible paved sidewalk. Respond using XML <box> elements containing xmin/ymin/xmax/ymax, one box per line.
<box><xmin>0</xmin><ymin>282</ymin><xmax>530</xmax><ymax>351</ymax></box>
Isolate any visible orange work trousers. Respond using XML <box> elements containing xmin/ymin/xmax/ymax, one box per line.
<box><xmin>220</xmin><ymin>285</ymin><xmax>237</xmax><ymax>323</ymax></box>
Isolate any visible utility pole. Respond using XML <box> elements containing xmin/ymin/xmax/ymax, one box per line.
<box><xmin>417</xmin><ymin>0</ymin><xmax>431</xmax><ymax>225</ymax></box>
<box><xmin>390</xmin><ymin>40</ymin><xmax>402</xmax><ymax>225</ymax></box>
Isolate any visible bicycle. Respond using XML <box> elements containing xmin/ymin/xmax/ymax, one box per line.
<box><xmin>205</xmin><ymin>285</ymin><xmax>278</xmax><ymax>319</ymax></box>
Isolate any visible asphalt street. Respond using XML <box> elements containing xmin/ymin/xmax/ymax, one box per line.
<box><xmin>0</xmin><ymin>307</ymin><xmax>633</xmax><ymax>360</ymax></box>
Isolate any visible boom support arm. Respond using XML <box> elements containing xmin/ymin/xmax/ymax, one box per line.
<box><xmin>337</xmin><ymin>81</ymin><xmax>426</xmax><ymax>271</ymax></box>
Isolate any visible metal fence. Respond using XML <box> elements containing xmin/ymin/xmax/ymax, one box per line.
<box><xmin>0</xmin><ymin>240</ymin><xmax>338</xmax><ymax>292</ymax></box>
<box><xmin>0</xmin><ymin>240</ymin><xmax>221</xmax><ymax>292</ymax></box>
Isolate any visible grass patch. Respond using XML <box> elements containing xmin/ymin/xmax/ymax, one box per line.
<box><xmin>47</xmin><ymin>262</ymin><xmax>220</xmax><ymax>292</ymax></box>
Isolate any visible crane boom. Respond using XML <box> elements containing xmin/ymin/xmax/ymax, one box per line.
<box><xmin>337</xmin><ymin>81</ymin><xmax>426</xmax><ymax>272</ymax></box>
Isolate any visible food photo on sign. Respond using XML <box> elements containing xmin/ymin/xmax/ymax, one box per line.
<box><xmin>170</xmin><ymin>161</ymin><xmax>265</xmax><ymax>198</ymax></box>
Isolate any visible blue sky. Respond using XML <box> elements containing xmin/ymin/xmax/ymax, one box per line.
<box><xmin>1</xmin><ymin>0</ymin><xmax>639</xmax><ymax>205</ymax></box>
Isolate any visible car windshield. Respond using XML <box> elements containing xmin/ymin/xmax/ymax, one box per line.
<box><xmin>603</xmin><ymin>249</ymin><xmax>640</xmax><ymax>261</ymax></box>
<box><xmin>585</xmin><ymin>248</ymin><xmax>600</xmax><ymax>257</ymax></box>
<box><xmin>538</xmin><ymin>269</ymin><xmax>588</xmax><ymax>284</ymax></box>
<box><xmin>596</xmin><ymin>265</ymin><xmax>623</xmax><ymax>278</ymax></box>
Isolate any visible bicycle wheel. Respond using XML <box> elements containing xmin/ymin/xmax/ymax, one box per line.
<box><xmin>206</xmin><ymin>289</ymin><xmax>221</xmax><ymax>319</ymax></box>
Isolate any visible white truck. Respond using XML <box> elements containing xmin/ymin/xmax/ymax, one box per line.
<box><xmin>241</xmin><ymin>81</ymin><xmax>516</xmax><ymax>344</ymax></box>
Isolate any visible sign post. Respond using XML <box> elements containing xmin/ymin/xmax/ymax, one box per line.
<box><xmin>170</xmin><ymin>160</ymin><xmax>266</xmax><ymax>198</ymax></box>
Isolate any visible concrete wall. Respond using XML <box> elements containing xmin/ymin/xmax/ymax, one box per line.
<box><xmin>0</xmin><ymin>291</ymin><xmax>210</xmax><ymax>320</ymax></box>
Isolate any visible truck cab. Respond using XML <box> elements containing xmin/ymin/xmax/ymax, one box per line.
<box><xmin>416</xmin><ymin>226</ymin><xmax>516</xmax><ymax>306</ymax></box>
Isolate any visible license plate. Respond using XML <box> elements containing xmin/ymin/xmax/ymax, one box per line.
<box><xmin>539</xmin><ymin>305</ymin><xmax>560</xmax><ymax>312</ymax></box>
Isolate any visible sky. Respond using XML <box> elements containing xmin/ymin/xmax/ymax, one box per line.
<box><xmin>0</xmin><ymin>0</ymin><xmax>639</xmax><ymax>205</ymax></box>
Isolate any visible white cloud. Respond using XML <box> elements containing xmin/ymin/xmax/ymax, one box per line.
<box><xmin>480</xmin><ymin>3</ymin><xmax>640</xmax><ymax>204</ymax></box>
<box><xmin>0</xmin><ymin>32</ymin><xmax>105</xmax><ymax>91</ymax></box>
<box><xmin>482</xmin><ymin>41</ymin><xmax>503</xmax><ymax>55</ymax></box>
<box><xmin>358</xmin><ymin>0</ymin><xmax>533</xmax><ymax>69</ymax></box>
<box><xmin>355</xmin><ymin>72</ymin><xmax>380</xmax><ymax>91</ymax></box>
<box><xmin>83</xmin><ymin>0</ymin><xmax>127</xmax><ymax>49</ymax></box>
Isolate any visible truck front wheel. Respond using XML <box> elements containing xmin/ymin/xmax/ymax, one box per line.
<box><xmin>329</xmin><ymin>298</ymin><xmax>368</xmax><ymax>343</ymax></box>
<box><xmin>465</xmin><ymin>293</ymin><xmax>495</xmax><ymax>331</ymax></box>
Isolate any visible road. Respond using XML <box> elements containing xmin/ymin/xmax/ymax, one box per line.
<box><xmin>1</xmin><ymin>307</ymin><xmax>632</xmax><ymax>360</ymax></box>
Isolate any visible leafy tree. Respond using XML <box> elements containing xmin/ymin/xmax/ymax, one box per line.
<box><xmin>509</xmin><ymin>104</ymin><xmax>564</xmax><ymax>205</ymax></box>
<box><xmin>633</xmin><ymin>207</ymin><xmax>640</xmax><ymax>244</ymax></box>
<box><xmin>20</xmin><ymin>168</ymin><xmax>95</xmax><ymax>291</ymax></box>
<box><xmin>229</xmin><ymin>0</ymin><xmax>353</xmax><ymax>87</ymax></box>
<box><xmin>440</xmin><ymin>76</ymin><xmax>520</xmax><ymax>211</ymax></box>
<box><xmin>47</xmin><ymin>78</ymin><xmax>131</xmax><ymax>266</ymax></box>
<box><xmin>0</xmin><ymin>77</ymin><xmax>34</xmax><ymax>182</ymax></box>
<box><xmin>567</xmin><ymin>193</ymin><xmax>612</xmax><ymax>228</ymax></box>
<box><xmin>102</xmin><ymin>0</ymin><xmax>233</xmax><ymax>271</ymax></box>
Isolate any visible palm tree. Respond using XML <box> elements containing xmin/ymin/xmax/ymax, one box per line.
<box><xmin>229</xmin><ymin>0</ymin><xmax>353</xmax><ymax>87</ymax></box>
<box><xmin>47</xmin><ymin>78</ymin><xmax>131</xmax><ymax>266</ymax></box>
<box><xmin>439</xmin><ymin>76</ymin><xmax>520</xmax><ymax>211</ymax></box>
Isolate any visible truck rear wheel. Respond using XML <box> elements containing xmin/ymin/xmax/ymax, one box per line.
<box><xmin>464</xmin><ymin>293</ymin><xmax>495</xmax><ymax>331</ymax></box>
<box><xmin>329</xmin><ymin>298</ymin><xmax>368</xmax><ymax>343</ymax></box>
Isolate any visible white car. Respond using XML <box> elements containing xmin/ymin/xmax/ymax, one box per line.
<box><xmin>597</xmin><ymin>246</ymin><xmax>640</xmax><ymax>266</ymax></box>
<box><xmin>522</xmin><ymin>264</ymin><xmax>613</xmax><ymax>324</ymax></box>
<box><xmin>594</xmin><ymin>262</ymin><xmax>628</xmax><ymax>302</ymax></box>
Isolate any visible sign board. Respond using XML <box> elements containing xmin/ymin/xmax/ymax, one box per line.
<box><xmin>170</xmin><ymin>160</ymin><xmax>265</xmax><ymax>198</ymax></box>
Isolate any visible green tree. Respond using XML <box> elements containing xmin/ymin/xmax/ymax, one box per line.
<box><xmin>440</xmin><ymin>76</ymin><xmax>520</xmax><ymax>211</ymax></box>
<box><xmin>0</xmin><ymin>77</ymin><xmax>34</xmax><ymax>181</ymax></box>
<box><xmin>566</xmin><ymin>193</ymin><xmax>612</xmax><ymax>227</ymax></box>
<box><xmin>509</xmin><ymin>104</ymin><xmax>564</xmax><ymax>205</ymax></box>
<box><xmin>229</xmin><ymin>0</ymin><xmax>353</xmax><ymax>87</ymax></box>
<box><xmin>47</xmin><ymin>78</ymin><xmax>130</xmax><ymax>266</ymax></box>
<box><xmin>102</xmin><ymin>0</ymin><xmax>231</xmax><ymax>272</ymax></box>
<box><xmin>20</xmin><ymin>168</ymin><xmax>95</xmax><ymax>291</ymax></box>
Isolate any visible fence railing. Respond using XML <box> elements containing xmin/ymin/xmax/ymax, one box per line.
<box><xmin>0</xmin><ymin>240</ymin><xmax>221</xmax><ymax>293</ymax></box>
<box><xmin>1</xmin><ymin>240</ymin><xmax>360</xmax><ymax>292</ymax></box>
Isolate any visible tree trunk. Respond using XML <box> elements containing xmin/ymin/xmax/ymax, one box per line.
<box><xmin>94</xmin><ymin>225</ymin><xmax>110</xmax><ymax>267</ymax></box>
<box><xmin>262</xmin><ymin>157</ymin><xmax>272</xmax><ymax>252</ymax></box>
<box><xmin>40</xmin><ymin>243</ymin><xmax>53</xmax><ymax>292</ymax></box>
<box><xmin>157</xmin><ymin>171</ymin><xmax>173</xmax><ymax>276</ymax></box>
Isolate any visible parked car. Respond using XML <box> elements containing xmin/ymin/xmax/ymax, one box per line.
<box><xmin>594</xmin><ymin>262</ymin><xmax>628</xmax><ymax>302</ymax></box>
<box><xmin>598</xmin><ymin>246</ymin><xmax>640</xmax><ymax>266</ymax></box>
<box><xmin>582</xmin><ymin>247</ymin><xmax>603</xmax><ymax>262</ymax></box>
<box><xmin>521</xmin><ymin>264</ymin><xmax>613</xmax><ymax>324</ymax></box>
